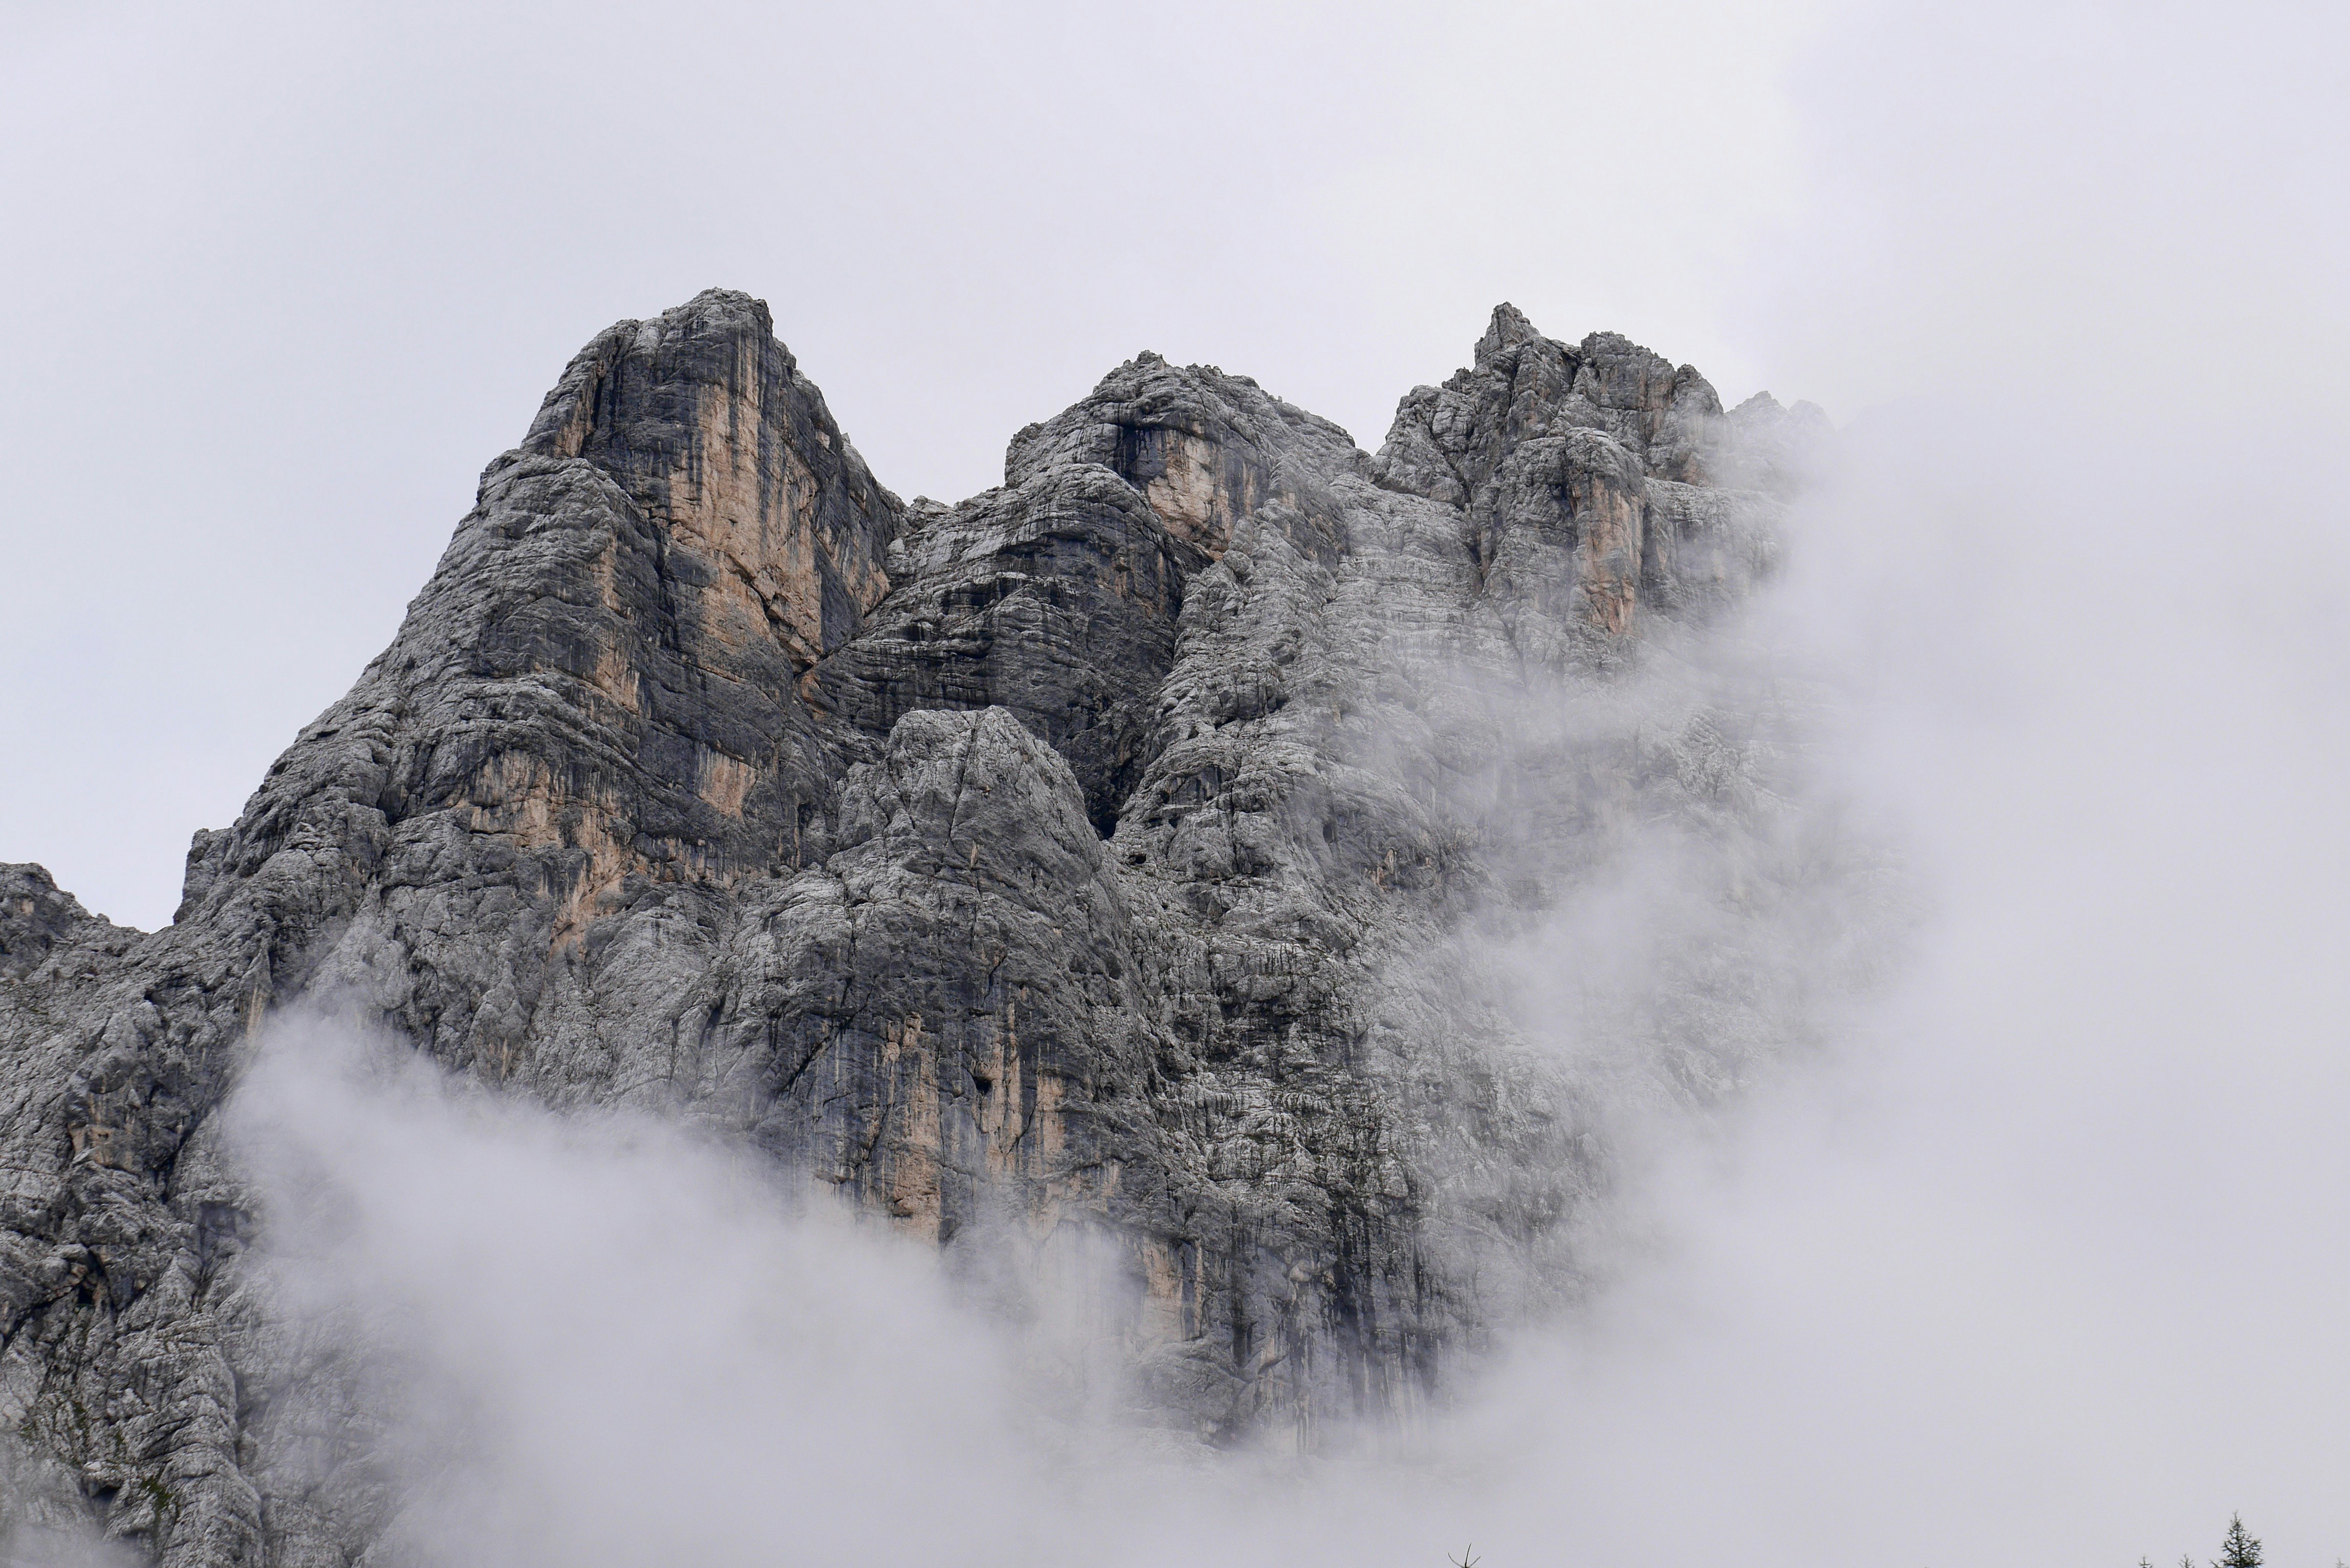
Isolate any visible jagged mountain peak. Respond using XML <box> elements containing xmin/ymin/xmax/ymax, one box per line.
<box><xmin>1475</xmin><ymin>299</ymin><xmax>1546</xmax><ymax>364</ymax></box>
<box><xmin>0</xmin><ymin>288</ymin><xmax>1827</xmax><ymax>1564</ymax></box>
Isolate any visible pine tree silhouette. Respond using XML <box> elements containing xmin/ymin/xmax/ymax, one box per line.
<box><xmin>2215</xmin><ymin>1514</ymin><xmax>2262</xmax><ymax>1568</ymax></box>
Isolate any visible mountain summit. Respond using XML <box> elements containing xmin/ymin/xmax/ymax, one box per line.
<box><xmin>0</xmin><ymin>290</ymin><xmax>1822</xmax><ymax>1563</ymax></box>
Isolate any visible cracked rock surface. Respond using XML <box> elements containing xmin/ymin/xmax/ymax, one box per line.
<box><xmin>1</xmin><ymin>289</ymin><xmax>1837</xmax><ymax>1563</ymax></box>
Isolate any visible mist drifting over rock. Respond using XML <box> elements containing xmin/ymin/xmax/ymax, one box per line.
<box><xmin>8</xmin><ymin>4</ymin><xmax>2349</xmax><ymax>1564</ymax></box>
<box><xmin>0</xmin><ymin>292</ymin><xmax>1881</xmax><ymax>1563</ymax></box>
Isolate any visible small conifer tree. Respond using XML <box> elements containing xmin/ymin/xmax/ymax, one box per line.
<box><xmin>2215</xmin><ymin>1514</ymin><xmax>2262</xmax><ymax>1568</ymax></box>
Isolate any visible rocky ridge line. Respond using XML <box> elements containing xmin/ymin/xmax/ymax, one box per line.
<box><xmin>0</xmin><ymin>288</ymin><xmax>1825</xmax><ymax>1565</ymax></box>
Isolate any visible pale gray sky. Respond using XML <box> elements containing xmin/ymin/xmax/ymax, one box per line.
<box><xmin>4</xmin><ymin>0</ymin><xmax>1829</xmax><ymax>929</ymax></box>
<box><xmin>7</xmin><ymin>3</ymin><xmax>2338</xmax><ymax>931</ymax></box>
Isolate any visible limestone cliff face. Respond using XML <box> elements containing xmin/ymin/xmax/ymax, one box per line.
<box><xmin>0</xmin><ymin>290</ymin><xmax>1830</xmax><ymax>1564</ymax></box>
<box><xmin>520</xmin><ymin>289</ymin><xmax>899</xmax><ymax>672</ymax></box>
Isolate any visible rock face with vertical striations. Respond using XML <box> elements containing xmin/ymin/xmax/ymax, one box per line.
<box><xmin>0</xmin><ymin>290</ymin><xmax>1837</xmax><ymax>1564</ymax></box>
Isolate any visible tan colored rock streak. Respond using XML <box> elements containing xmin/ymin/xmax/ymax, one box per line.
<box><xmin>462</xmin><ymin>752</ymin><xmax>692</xmax><ymax>949</ymax></box>
<box><xmin>664</xmin><ymin>341</ymin><xmax>890</xmax><ymax>670</ymax></box>
<box><xmin>1573</xmin><ymin>473</ymin><xmax>1645</xmax><ymax>636</ymax></box>
<box><xmin>1143</xmin><ymin>431</ymin><xmax>1264</xmax><ymax>555</ymax></box>
<box><xmin>878</xmin><ymin>1012</ymin><xmax>946</xmax><ymax>1237</ymax></box>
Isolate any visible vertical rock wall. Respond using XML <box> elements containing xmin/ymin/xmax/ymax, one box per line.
<box><xmin>0</xmin><ymin>292</ymin><xmax>1830</xmax><ymax>1562</ymax></box>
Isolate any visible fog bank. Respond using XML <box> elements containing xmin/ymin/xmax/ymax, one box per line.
<box><xmin>10</xmin><ymin>3</ymin><xmax>2347</xmax><ymax>1563</ymax></box>
<box><xmin>206</xmin><ymin>369</ymin><xmax>2350</xmax><ymax>1563</ymax></box>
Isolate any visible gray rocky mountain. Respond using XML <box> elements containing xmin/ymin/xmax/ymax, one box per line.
<box><xmin>0</xmin><ymin>289</ymin><xmax>1836</xmax><ymax>1565</ymax></box>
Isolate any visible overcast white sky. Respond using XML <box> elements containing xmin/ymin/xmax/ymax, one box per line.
<box><xmin>2</xmin><ymin>0</ymin><xmax>1847</xmax><ymax>927</ymax></box>
<box><xmin>4</xmin><ymin>2</ymin><xmax>2338</xmax><ymax>931</ymax></box>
